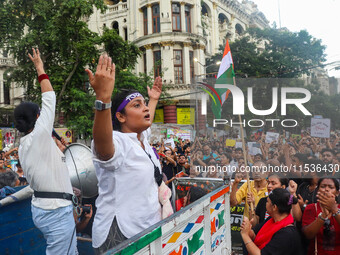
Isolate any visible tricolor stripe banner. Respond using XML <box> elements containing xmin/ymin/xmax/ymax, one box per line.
<box><xmin>210</xmin><ymin>40</ymin><xmax>235</xmax><ymax>119</ymax></box>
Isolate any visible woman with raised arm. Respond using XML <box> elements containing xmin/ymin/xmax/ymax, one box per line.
<box><xmin>86</xmin><ymin>54</ymin><xmax>172</xmax><ymax>253</ymax></box>
<box><xmin>14</xmin><ymin>49</ymin><xmax>77</xmax><ymax>254</ymax></box>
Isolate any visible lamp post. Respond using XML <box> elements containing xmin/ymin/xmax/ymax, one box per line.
<box><xmin>194</xmin><ymin>57</ymin><xmax>221</xmax><ymax>80</ymax></box>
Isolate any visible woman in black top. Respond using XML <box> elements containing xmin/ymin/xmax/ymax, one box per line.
<box><xmin>253</xmin><ymin>173</ymin><xmax>288</xmax><ymax>226</ymax></box>
<box><xmin>241</xmin><ymin>188</ymin><xmax>303</xmax><ymax>255</ymax></box>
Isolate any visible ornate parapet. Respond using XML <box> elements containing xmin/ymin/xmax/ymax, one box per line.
<box><xmin>101</xmin><ymin>1</ymin><xmax>128</xmax><ymax>19</ymax></box>
<box><xmin>0</xmin><ymin>58</ymin><xmax>15</xmax><ymax>67</ymax></box>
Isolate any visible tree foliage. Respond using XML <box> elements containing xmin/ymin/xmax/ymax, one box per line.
<box><xmin>205</xmin><ymin>27</ymin><xmax>340</xmax><ymax>131</ymax></box>
<box><xmin>0</xmin><ymin>0</ymin><xmax>151</xmax><ymax>139</ymax></box>
<box><xmin>207</xmin><ymin>27</ymin><xmax>326</xmax><ymax>78</ymax></box>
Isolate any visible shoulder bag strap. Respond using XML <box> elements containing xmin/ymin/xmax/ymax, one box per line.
<box><xmin>142</xmin><ymin>148</ymin><xmax>162</xmax><ymax>187</ymax></box>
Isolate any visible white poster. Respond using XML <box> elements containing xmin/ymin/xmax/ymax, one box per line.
<box><xmin>311</xmin><ymin>118</ymin><xmax>331</xmax><ymax>138</ymax></box>
<box><xmin>164</xmin><ymin>138</ymin><xmax>176</xmax><ymax>150</ymax></box>
<box><xmin>265</xmin><ymin>132</ymin><xmax>280</xmax><ymax>144</ymax></box>
<box><xmin>235</xmin><ymin>142</ymin><xmax>243</xmax><ymax>148</ymax></box>
<box><xmin>247</xmin><ymin>142</ymin><xmax>262</xmax><ymax>155</ymax></box>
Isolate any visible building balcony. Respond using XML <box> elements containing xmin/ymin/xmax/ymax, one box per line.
<box><xmin>0</xmin><ymin>58</ymin><xmax>15</xmax><ymax>67</ymax></box>
<box><xmin>101</xmin><ymin>2</ymin><xmax>128</xmax><ymax>19</ymax></box>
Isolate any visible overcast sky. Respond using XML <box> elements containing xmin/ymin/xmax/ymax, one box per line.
<box><xmin>249</xmin><ymin>0</ymin><xmax>340</xmax><ymax>77</ymax></box>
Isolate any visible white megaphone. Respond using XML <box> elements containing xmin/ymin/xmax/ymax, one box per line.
<box><xmin>64</xmin><ymin>143</ymin><xmax>98</xmax><ymax>198</ymax></box>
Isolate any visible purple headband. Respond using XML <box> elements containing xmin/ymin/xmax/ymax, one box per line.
<box><xmin>287</xmin><ymin>194</ymin><xmax>294</xmax><ymax>205</ymax></box>
<box><xmin>116</xmin><ymin>92</ymin><xmax>144</xmax><ymax>113</ymax></box>
<box><xmin>113</xmin><ymin>92</ymin><xmax>144</xmax><ymax>126</ymax></box>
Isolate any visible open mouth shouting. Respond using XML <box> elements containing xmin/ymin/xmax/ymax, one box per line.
<box><xmin>144</xmin><ymin>113</ymin><xmax>151</xmax><ymax>121</ymax></box>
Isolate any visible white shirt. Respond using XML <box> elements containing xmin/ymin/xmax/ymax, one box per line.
<box><xmin>91</xmin><ymin>128</ymin><xmax>161</xmax><ymax>248</ymax></box>
<box><xmin>18</xmin><ymin>91</ymin><xmax>73</xmax><ymax>210</ymax></box>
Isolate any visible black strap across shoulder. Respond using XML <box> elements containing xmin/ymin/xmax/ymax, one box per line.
<box><xmin>142</xmin><ymin>149</ymin><xmax>163</xmax><ymax>187</ymax></box>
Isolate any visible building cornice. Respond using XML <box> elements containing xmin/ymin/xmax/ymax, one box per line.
<box><xmin>133</xmin><ymin>32</ymin><xmax>207</xmax><ymax>48</ymax></box>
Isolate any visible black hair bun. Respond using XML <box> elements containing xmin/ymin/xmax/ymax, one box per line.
<box><xmin>14</xmin><ymin>102</ymin><xmax>40</xmax><ymax>134</ymax></box>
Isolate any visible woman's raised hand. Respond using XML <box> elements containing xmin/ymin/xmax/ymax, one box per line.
<box><xmin>147</xmin><ymin>76</ymin><xmax>162</xmax><ymax>101</ymax></box>
<box><xmin>28</xmin><ymin>48</ymin><xmax>44</xmax><ymax>73</ymax></box>
<box><xmin>85</xmin><ymin>54</ymin><xmax>115</xmax><ymax>101</ymax></box>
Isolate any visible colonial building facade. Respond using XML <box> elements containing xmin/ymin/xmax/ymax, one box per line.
<box><xmin>0</xmin><ymin>52</ymin><xmax>25</xmax><ymax>108</ymax></box>
<box><xmin>88</xmin><ymin>0</ymin><xmax>269</xmax><ymax>124</ymax></box>
<box><xmin>1</xmin><ymin>0</ymin><xmax>269</xmax><ymax>126</ymax></box>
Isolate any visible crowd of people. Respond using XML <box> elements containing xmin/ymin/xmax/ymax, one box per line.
<box><xmin>183</xmin><ymin>131</ymin><xmax>340</xmax><ymax>255</ymax></box>
<box><xmin>1</xmin><ymin>48</ymin><xmax>339</xmax><ymax>255</ymax></box>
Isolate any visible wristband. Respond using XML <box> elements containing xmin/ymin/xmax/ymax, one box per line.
<box><xmin>38</xmin><ymin>74</ymin><xmax>49</xmax><ymax>83</ymax></box>
<box><xmin>333</xmin><ymin>208</ymin><xmax>340</xmax><ymax>217</ymax></box>
<box><xmin>245</xmin><ymin>240</ymin><xmax>253</xmax><ymax>246</ymax></box>
<box><xmin>318</xmin><ymin>212</ymin><xmax>328</xmax><ymax>221</ymax></box>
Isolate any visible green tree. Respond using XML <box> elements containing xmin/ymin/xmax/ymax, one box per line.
<box><xmin>0</xmin><ymin>0</ymin><xmax>107</xmax><ymax>139</ymax></box>
<box><xmin>205</xmin><ymin>28</ymin><xmax>330</xmax><ymax>130</ymax></box>
<box><xmin>0</xmin><ymin>1</ymin><xmax>152</xmax><ymax>139</ymax></box>
<box><xmin>206</xmin><ymin>27</ymin><xmax>326</xmax><ymax>78</ymax></box>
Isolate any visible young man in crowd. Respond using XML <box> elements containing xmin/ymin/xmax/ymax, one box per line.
<box><xmin>321</xmin><ymin>148</ymin><xmax>335</xmax><ymax>166</ymax></box>
<box><xmin>202</xmin><ymin>144</ymin><xmax>219</xmax><ymax>164</ymax></box>
<box><xmin>230</xmin><ymin>161</ymin><xmax>268</xmax><ymax>219</ymax></box>
<box><xmin>176</xmin><ymin>154</ymin><xmax>190</xmax><ymax>175</ymax></box>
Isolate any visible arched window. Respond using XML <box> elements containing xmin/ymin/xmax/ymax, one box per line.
<box><xmin>218</xmin><ymin>13</ymin><xmax>228</xmax><ymax>25</ymax></box>
<box><xmin>112</xmin><ymin>21</ymin><xmax>119</xmax><ymax>35</ymax></box>
<box><xmin>235</xmin><ymin>24</ymin><xmax>244</xmax><ymax>35</ymax></box>
<box><xmin>201</xmin><ymin>2</ymin><xmax>210</xmax><ymax>17</ymax></box>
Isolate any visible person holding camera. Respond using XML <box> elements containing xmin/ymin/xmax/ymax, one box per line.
<box><xmin>75</xmin><ymin>204</ymin><xmax>93</xmax><ymax>234</ymax></box>
<box><xmin>72</xmin><ymin>187</ymin><xmax>94</xmax><ymax>236</ymax></box>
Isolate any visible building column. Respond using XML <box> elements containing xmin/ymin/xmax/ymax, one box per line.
<box><xmin>211</xmin><ymin>2</ymin><xmax>219</xmax><ymax>54</ymax></box>
<box><xmin>160</xmin><ymin>42</ymin><xmax>174</xmax><ymax>84</ymax></box>
<box><xmin>164</xmin><ymin>105</ymin><xmax>177</xmax><ymax>124</ymax></box>
<box><xmin>0</xmin><ymin>70</ymin><xmax>4</xmax><ymax>105</ymax></box>
<box><xmin>180</xmin><ymin>2</ymin><xmax>186</xmax><ymax>32</ymax></box>
<box><xmin>144</xmin><ymin>44</ymin><xmax>154</xmax><ymax>75</ymax></box>
<box><xmin>194</xmin><ymin>47</ymin><xmax>205</xmax><ymax>79</ymax></box>
<box><xmin>193</xmin><ymin>1</ymin><xmax>202</xmax><ymax>35</ymax></box>
<box><xmin>119</xmin><ymin>24</ymin><xmax>124</xmax><ymax>38</ymax></box>
<box><xmin>160</xmin><ymin>0</ymin><xmax>172</xmax><ymax>32</ymax></box>
<box><xmin>183</xmin><ymin>42</ymin><xmax>191</xmax><ymax>84</ymax></box>
<box><xmin>147</xmin><ymin>4</ymin><xmax>152</xmax><ymax>35</ymax></box>
<box><xmin>199</xmin><ymin>45</ymin><xmax>205</xmax><ymax>73</ymax></box>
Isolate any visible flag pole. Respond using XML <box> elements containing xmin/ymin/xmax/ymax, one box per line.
<box><xmin>216</xmin><ymin>40</ymin><xmax>254</xmax><ymax>217</ymax></box>
<box><xmin>233</xmin><ymin>76</ymin><xmax>255</xmax><ymax>218</ymax></box>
